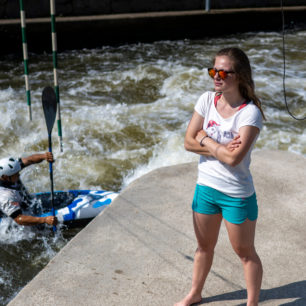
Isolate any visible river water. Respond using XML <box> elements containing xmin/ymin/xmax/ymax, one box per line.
<box><xmin>0</xmin><ymin>29</ymin><xmax>305</xmax><ymax>304</ymax></box>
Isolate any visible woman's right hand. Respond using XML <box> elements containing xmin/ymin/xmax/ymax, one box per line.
<box><xmin>227</xmin><ymin>135</ymin><xmax>241</xmax><ymax>151</ymax></box>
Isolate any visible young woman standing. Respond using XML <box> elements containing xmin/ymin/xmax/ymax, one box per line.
<box><xmin>175</xmin><ymin>47</ymin><xmax>265</xmax><ymax>306</ymax></box>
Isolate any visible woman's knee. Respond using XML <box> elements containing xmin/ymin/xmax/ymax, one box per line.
<box><xmin>232</xmin><ymin>244</ymin><xmax>255</xmax><ymax>261</ymax></box>
<box><xmin>197</xmin><ymin>241</ymin><xmax>216</xmax><ymax>254</ymax></box>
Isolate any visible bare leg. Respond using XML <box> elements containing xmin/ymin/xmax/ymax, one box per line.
<box><xmin>174</xmin><ymin>212</ymin><xmax>223</xmax><ymax>306</ymax></box>
<box><xmin>224</xmin><ymin>219</ymin><xmax>263</xmax><ymax>306</ymax></box>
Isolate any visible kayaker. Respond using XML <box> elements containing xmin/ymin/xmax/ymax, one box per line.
<box><xmin>0</xmin><ymin>153</ymin><xmax>57</xmax><ymax>226</ymax></box>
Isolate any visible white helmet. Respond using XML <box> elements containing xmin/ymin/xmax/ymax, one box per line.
<box><xmin>0</xmin><ymin>157</ymin><xmax>21</xmax><ymax>177</ymax></box>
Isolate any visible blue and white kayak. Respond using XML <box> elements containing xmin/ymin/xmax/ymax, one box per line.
<box><xmin>0</xmin><ymin>190</ymin><xmax>118</xmax><ymax>227</ymax></box>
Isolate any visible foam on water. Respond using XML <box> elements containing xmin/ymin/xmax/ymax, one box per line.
<box><xmin>0</xmin><ymin>218</ymin><xmax>69</xmax><ymax>306</ymax></box>
<box><xmin>122</xmin><ymin>127</ymin><xmax>197</xmax><ymax>188</ymax></box>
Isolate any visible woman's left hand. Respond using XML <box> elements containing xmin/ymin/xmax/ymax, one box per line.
<box><xmin>195</xmin><ymin>130</ymin><xmax>207</xmax><ymax>143</ymax></box>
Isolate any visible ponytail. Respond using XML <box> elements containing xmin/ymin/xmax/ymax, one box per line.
<box><xmin>239</xmin><ymin>81</ymin><xmax>266</xmax><ymax>120</ymax></box>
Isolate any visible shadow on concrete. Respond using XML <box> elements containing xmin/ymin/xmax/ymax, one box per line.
<box><xmin>193</xmin><ymin>280</ymin><xmax>306</xmax><ymax>305</ymax></box>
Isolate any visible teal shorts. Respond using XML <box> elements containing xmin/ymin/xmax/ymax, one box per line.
<box><xmin>192</xmin><ymin>184</ymin><xmax>258</xmax><ymax>224</ymax></box>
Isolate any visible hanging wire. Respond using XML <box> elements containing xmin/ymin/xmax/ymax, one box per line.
<box><xmin>281</xmin><ymin>0</ymin><xmax>306</xmax><ymax>120</ymax></box>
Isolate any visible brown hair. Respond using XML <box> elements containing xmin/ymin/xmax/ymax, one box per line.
<box><xmin>214</xmin><ymin>47</ymin><xmax>266</xmax><ymax>120</ymax></box>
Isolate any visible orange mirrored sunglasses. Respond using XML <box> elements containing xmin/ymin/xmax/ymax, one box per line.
<box><xmin>208</xmin><ymin>68</ymin><xmax>235</xmax><ymax>80</ymax></box>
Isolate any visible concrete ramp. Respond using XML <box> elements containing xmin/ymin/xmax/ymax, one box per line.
<box><xmin>8</xmin><ymin>150</ymin><xmax>306</xmax><ymax>305</ymax></box>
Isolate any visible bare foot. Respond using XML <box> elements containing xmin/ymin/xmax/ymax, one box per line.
<box><xmin>174</xmin><ymin>292</ymin><xmax>202</xmax><ymax>306</ymax></box>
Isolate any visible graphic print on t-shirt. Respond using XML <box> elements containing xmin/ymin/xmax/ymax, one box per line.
<box><xmin>206</xmin><ymin>120</ymin><xmax>221</xmax><ymax>142</ymax></box>
<box><xmin>206</xmin><ymin>120</ymin><xmax>234</xmax><ymax>144</ymax></box>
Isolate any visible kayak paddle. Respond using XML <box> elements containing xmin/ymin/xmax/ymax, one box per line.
<box><xmin>42</xmin><ymin>86</ymin><xmax>57</xmax><ymax>232</ymax></box>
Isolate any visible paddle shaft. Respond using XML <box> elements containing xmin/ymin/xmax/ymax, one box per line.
<box><xmin>42</xmin><ymin>86</ymin><xmax>57</xmax><ymax>232</ymax></box>
<box><xmin>48</xmin><ymin>134</ymin><xmax>56</xmax><ymax>232</ymax></box>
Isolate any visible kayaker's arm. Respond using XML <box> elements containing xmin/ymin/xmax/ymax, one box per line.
<box><xmin>21</xmin><ymin>152</ymin><xmax>54</xmax><ymax>167</ymax></box>
<box><xmin>13</xmin><ymin>214</ymin><xmax>57</xmax><ymax>226</ymax></box>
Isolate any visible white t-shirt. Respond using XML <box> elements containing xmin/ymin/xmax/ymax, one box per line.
<box><xmin>0</xmin><ymin>185</ymin><xmax>23</xmax><ymax>217</ymax></box>
<box><xmin>0</xmin><ymin>179</ymin><xmax>32</xmax><ymax>218</ymax></box>
<box><xmin>0</xmin><ymin>158</ymin><xmax>32</xmax><ymax>218</ymax></box>
<box><xmin>194</xmin><ymin>91</ymin><xmax>263</xmax><ymax>198</ymax></box>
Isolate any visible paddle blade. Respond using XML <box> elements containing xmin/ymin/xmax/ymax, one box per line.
<box><xmin>42</xmin><ymin>86</ymin><xmax>57</xmax><ymax>134</ymax></box>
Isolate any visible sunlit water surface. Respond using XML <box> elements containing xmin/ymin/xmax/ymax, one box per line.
<box><xmin>0</xmin><ymin>30</ymin><xmax>305</xmax><ymax>304</ymax></box>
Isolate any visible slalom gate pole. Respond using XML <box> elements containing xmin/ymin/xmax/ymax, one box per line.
<box><xmin>50</xmin><ymin>0</ymin><xmax>63</xmax><ymax>152</ymax></box>
<box><xmin>19</xmin><ymin>0</ymin><xmax>32</xmax><ymax>121</ymax></box>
